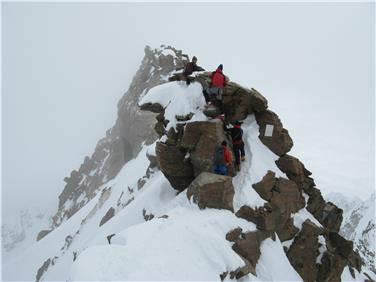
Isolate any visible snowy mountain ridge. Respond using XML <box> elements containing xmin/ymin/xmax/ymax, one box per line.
<box><xmin>2</xmin><ymin>45</ymin><xmax>374</xmax><ymax>281</ymax></box>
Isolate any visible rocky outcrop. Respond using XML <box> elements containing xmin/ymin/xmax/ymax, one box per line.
<box><xmin>307</xmin><ymin>188</ymin><xmax>343</xmax><ymax>232</ymax></box>
<box><xmin>248</xmin><ymin>171</ymin><xmax>305</xmax><ymax>233</ymax></box>
<box><xmin>187</xmin><ymin>172</ymin><xmax>235</xmax><ymax>212</ymax></box>
<box><xmin>180</xmin><ymin>120</ymin><xmax>228</xmax><ymax>176</ymax></box>
<box><xmin>36</xmin><ymin>258</ymin><xmax>51</xmax><ymax>282</ymax></box>
<box><xmin>275</xmin><ymin>154</ymin><xmax>315</xmax><ymax>194</ymax></box>
<box><xmin>99</xmin><ymin>207</ymin><xmax>115</xmax><ymax>227</ymax></box>
<box><xmin>36</xmin><ymin>230</ymin><xmax>52</xmax><ymax>242</ymax></box>
<box><xmin>156</xmin><ymin>120</ymin><xmax>231</xmax><ymax>191</ymax></box>
<box><xmin>287</xmin><ymin>220</ymin><xmax>322</xmax><ymax>282</ymax></box>
<box><xmin>156</xmin><ymin>142</ymin><xmax>194</xmax><ymax>191</ymax></box>
<box><xmin>228</xmin><ymin>229</ymin><xmax>272</xmax><ymax>278</ymax></box>
<box><xmin>255</xmin><ymin>110</ymin><xmax>293</xmax><ymax>156</ymax></box>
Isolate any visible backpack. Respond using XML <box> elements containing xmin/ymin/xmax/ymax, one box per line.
<box><xmin>213</xmin><ymin>145</ymin><xmax>225</xmax><ymax>166</ymax></box>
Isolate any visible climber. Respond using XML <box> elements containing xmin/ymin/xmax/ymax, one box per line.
<box><xmin>213</xmin><ymin>141</ymin><xmax>233</xmax><ymax>176</ymax></box>
<box><xmin>207</xmin><ymin>64</ymin><xmax>228</xmax><ymax>111</ymax></box>
<box><xmin>183</xmin><ymin>56</ymin><xmax>205</xmax><ymax>85</ymax></box>
<box><xmin>226</xmin><ymin>121</ymin><xmax>245</xmax><ymax>172</ymax></box>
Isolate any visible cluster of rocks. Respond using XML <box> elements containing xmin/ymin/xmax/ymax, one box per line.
<box><xmin>143</xmin><ymin>63</ymin><xmax>367</xmax><ymax>281</ymax></box>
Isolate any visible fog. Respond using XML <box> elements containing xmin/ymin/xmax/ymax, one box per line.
<box><xmin>2</xmin><ymin>2</ymin><xmax>374</xmax><ymax>217</ymax></box>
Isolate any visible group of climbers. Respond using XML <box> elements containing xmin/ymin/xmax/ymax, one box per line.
<box><xmin>182</xmin><ymin>56</ymin><xmax>246</xmax><ymax>176</ymax></box>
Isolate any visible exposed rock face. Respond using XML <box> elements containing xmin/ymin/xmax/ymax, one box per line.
<box><xmin>230</xmin><ymin>230</ymin><xmax>272</xmax><ymax>278</ymax></box>
<box><xmin>156</xmin><ymin>142</ymin><xmax>194</xmax><ymax>191</ymax></box>
<box><xmin>248</xmin><ymin>171</ymin><xmax>305</xmax><ymax>233</ymax></box>
<box><xmin>51</xmin><ymin>46</ymin><xmax>189</xmax><ymax>228</ymax></box>
<box><xmin>36</xmin><ymin>258</ymin><xmax>51</xmax><ymax>282</ymax></box>
<box><xmin>186</xmin><ymin>172</ymin><xmax>235</xmax><ymax>212</ymax></box>
<box><xmin>36</xmin><ymin>230</ymin><xmax>52</xmax><ymax>242</ymax></box>
<box><xmin>156</xmin><ymin>120</ymin><xmax>231</xmax><ymax>191</ymax></box>
<box><xmin>181</xmin><ymin>120</ymin><xmax>227</xmax><ymax>176</ymax></box>
<box><xmin>99</xmin><ymin>207</ymin><xmax>115</xmax><ymax>227</ymax></box>
<box><xmin>287</xmin><ymin>220</ymin><xmax>322</xmax><ymax>282</ymax></box>
<box><xmin>275</xmin><ymin>154</ymin><xmax>315</xmax><ymax>194</ymax></box>
<box><xmin>307</xmin><ymin>188</ymin><xmax>343</xmax><ymax>232</ymax></box>
<box><xmin>254</xmin><ymin>110</ymin><xmax>293</xmax><ymax>156</ymax></box>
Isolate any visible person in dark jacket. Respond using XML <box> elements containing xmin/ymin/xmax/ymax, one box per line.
<box><xmin>207</xmin><ymin>64</ymin><xmax>228</xmax><ymax>111</ymax></box>
<box><xmin>183</xmin><ymin>56</ymin><xmax>204</xmax><ymax>85</ymax></box>
<box><xmin>226</xmin><ymin>121</ymin><xmax>245</xmax><ymax>171</ymax></box>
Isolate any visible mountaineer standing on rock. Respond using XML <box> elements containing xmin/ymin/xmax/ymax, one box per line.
<box><xmin>226</xmin><ymin>121</ymin><xmax>245</xmax><ymax>172</ymax></box>
<box><xmin>183</xmin><ymin>56</ymin><xmax>205</xmax><ymax>85</ymax></box>
<box><xmin>206</xmin><ymin>64</ymin><xmax>228</xmax><ymax>111</ymax></box>
<box><xmin>213</xmin><ymin>141</ymin><xmax>233</xmax><ymax>176</ymax></box>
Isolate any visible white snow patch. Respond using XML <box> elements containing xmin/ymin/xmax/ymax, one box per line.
<box><xmin>293</xmin><ymin>208</ymin><xmax>323</xmax><ymax>230</ymax></box>
<box><xmin>139</xmin><ymin>81</ymin><xmax>207</xmax><ymax>130</ymax></box>
<box><xmin>256</xmin><ymin>237</ymin><xmax>303</xmax><ymax>281</ymax></box>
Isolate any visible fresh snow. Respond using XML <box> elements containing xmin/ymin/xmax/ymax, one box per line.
<box><xmin>138</xmin><ymin>81</ymin><xmax>208</xmax><ymax>130</ymax></box>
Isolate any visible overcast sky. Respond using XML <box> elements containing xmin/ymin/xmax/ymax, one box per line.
<box><xmin>2</xmin><ymin>2</ymin><xmax>374</xmax><ymax>217</ymax></box>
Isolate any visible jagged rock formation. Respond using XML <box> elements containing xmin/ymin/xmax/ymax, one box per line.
<box><xmin>187</xmin><ymin>172</ymin><xmax>235</xmax><ymax>211</ymax></box>
<box><xmin>50</xmin><ymin>46</ymin><xmax>189</xmax><ymax>228</ymax></box>
<box><xmin>143</xmin><ymin>61</ymin><xmax>365</xmax><ymax>281</ymax></box>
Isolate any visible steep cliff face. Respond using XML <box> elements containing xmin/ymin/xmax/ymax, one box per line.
<box><xmin>51</xmin><ymin>46</ymin><xmax>189</xmax><ymax>228</ymax></box>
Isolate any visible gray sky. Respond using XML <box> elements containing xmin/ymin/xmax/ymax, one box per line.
<box><xmin>2</xmin><ymin>2</ymin><xmax>374</xmax><ymax>217</ymax></box>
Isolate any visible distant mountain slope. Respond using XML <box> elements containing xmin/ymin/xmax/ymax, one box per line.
<box><xmin>326</xmin><ymin>192</ymin><xmax>375</xmax><ymax>275</ymax></box>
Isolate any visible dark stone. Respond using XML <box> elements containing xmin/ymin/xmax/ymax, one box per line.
<box><xmin>226</xmin><ymin>227</ymin><xmax>243</xmax><ymax>242</ymax></box>
<box><xmin>180</xmin><ymin>120</ymin><xmax>227</xmax><ymax>177</ymax></box>
<box><xmin>286</xmin><ymin>220</ymin><xmax>321</xmax><ymax>282</ymax></box>
<box><xmin>36</xmin><ymin>258</ymin><xmax>51</xmax><ymax>282</ymax></box>
<box><xmin>156</xmin><ymin>142</ymin><xmax>194</xmax><ymax>191</ymax></box>
<box><xmin>36</xmin><ymin>230</ymin><xmax>52</xmax><ymax>242</ymax></box>
<box><xmin>317</xmin><ymin>251</ymin><xmax>347</xmax><ymax>282</ymax></box>
<box><xmin>232</xmin><ymin>230</ymin><xmax>270</xmax><ymax>270</ymax></box>
<box><xmin>99</xmin><ymin>207</ymin><xmax>115</xmax><ymax>227</ymax></box>
<box><xmin>235</xmin><ymin>205</ymin><xmax>259</xmax><ymax>225</ymax></box>
<box><xmin>107</xmin><ymin>233</ymin><xmax>116</xmax><ymax>244</ymax></box>
<box><xmin>252</xmin><ymin>171</ymin><xmax>276</xmax><ymax>201</ymax></box>
<box><xmin>255</xmin><ymin>110</ymin><xmax>293</xmax><ymax>156</ymax></box>
<box><xmin>187</xmin><ymin>172</ymin><xmax>235</xmax><ymax>212</ymax></box>
<box><xmin>276</xmin><ymin>217</ymin><xmax>299</xmax><ymax>242</ymax></box>
<box><xmin>140</xmin><ymin>102</ymin><xmax>164</xmax><ymax>113</ymax></box>
<box><xmin>143</xmin><ymin>209</ymin><xmax>155</xmax><ymax>221</ymax></box>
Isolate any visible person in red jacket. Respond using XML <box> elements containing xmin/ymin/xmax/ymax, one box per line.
<box><xmin>213</xmin><ymin>141</ymin><xmax>233</xmax><ymax>176</ymax></box>
<box><xmin>207</xmin><ymin>64</ymin><xmax>228</xmax><ymax>111</ymax></box>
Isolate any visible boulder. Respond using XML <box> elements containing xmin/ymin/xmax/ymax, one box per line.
<box><xmin>180</xmin><ymin>120</ymin><xmax>227</xmax><ymax>176</ymax></box>
<box><xmin>186</xmin><ymin>172</ymin><xmax>234</xmax><ymax>212</ymax></box>
<box><xmin>255</xmin><ymin>110</ymin><xmax>293</xmax><ymax>156</ymax></box>
<box><xmin>317</xmin><ymin>251</ymin><xmax>347</xmax><ymax>282</ymax></box>
<box><xmin>276</xmin><ymin>217</ymin><xmax>299</xmax><ymax>242</ymax></box>
<box><xmin>99</xmin><ymin>207</ymin><xmax>115</xmax><ymax>227</ymax></box>
<box><xmin>307</xmin><ymin>188</ymin><xmax>343</xmax><ymax>232</ymax></box>
<box><xmin>36</xmin><ymin>258</ymin><xmax>51</xmax><ymax>282</ymax></box>
<box><xmin>226</xmin><ymin>227</ymin><xmax>243</xmax><ymax>242</ymax></box>
<box><xmin>156</xmin><ymin>142</ymin><xmax>194</xmax><ymax>191</ymax></box>
<box><xmin>275</xmin><ymin>154</ymin><xmax>315</xmax><ymax>194</ymax></box>
<box><xmin>235</xmin><ymin>205</ymin><xmax>259</xmax><ymax>225</ymax></box>
<box><xmin>286</xmin><ymin>220</ymin><xmax>322</xmax><ymax>282</ymax></box>
<box><xmin>232</xmin><ymin>230</ymin><xmax>270</xmax><ymax>272</ymax></box>
<box><xmin>272</xmin><ymin>177</ymin><xmax>305</xmax><ymax>214</ymax></box>
<box><xmin>139</xmin><ymin>102</ymin><xmax>164</xmax><ymax>113</ymax></box>
<box><xmin>36</xmin><ymin>229</ymin><xmax>52</xmax><ymax>242</ymax></box>
<box><xmin>252</xmin><ymin>170</ymin><xmax>276</xmax><ymax>201</ymax></box>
